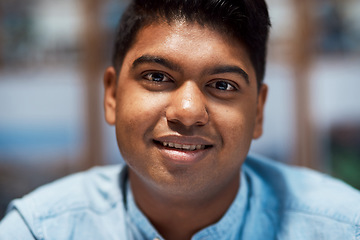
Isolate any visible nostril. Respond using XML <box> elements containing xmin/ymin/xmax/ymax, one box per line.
<box><xmin>165</xmin><ymin>102</ymin><xmax>209</xmax><ymax>127</ymax></box>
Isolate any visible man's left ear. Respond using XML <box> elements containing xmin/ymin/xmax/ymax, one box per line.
<box><xmin>103</xmin><ymin>67</ymin><xmax>118</xmax><ymax>125</ymax></box>
<box><xmin>253</xmin><ymin>83</ymin><xmax>268</xmax><ymax>139</ymax></box>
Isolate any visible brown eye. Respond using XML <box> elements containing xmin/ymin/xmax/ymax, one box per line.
<box><xmin>210</xmin><ymin>81</ymin><xmax>236</xmax><ymax>91</ymax></box>
<box><xmin>144</xmin><ymin>72</ymin><xmax>170</xmax><ymax>82</ymax></box>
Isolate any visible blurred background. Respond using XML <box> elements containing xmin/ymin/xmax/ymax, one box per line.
<box><xmin>0</xmin><ymin>0</ymin><xmax>359</xmax><ymax>219</ymax></box>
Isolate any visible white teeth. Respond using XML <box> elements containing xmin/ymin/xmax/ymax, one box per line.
<box><xmin>182</xmin><ymin>144</ymin><xmax>191</xmax><ymax>150</ymax></box>
<box><xmin>161</xmin><ymin>142</ymin><xmax>206</xmax><ymax>151</ymax></box>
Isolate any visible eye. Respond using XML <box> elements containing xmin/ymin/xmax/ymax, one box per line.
<box><xmin>143</xmin><ymin>72</ymin><xmax>171</xmax><ymax>82</ymax></box>
<box><xmin>208</xmin><ymin>80</ymin><xmax>237</xmax><ymax>91</ymax></box>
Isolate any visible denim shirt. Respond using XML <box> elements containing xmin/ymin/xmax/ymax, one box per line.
<box><xmin>1</xmin><ymin>154</ymin><xmax>360</xmax><ymax>240</ymax></box>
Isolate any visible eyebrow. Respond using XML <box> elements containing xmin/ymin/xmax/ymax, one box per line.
<box><xmin>132</xmin><ymin>55</ymin><xmax>182</xmax><ymax>72</ymax></box>
<box><xmin>132</xmin><ymin>55</ymin><xmax>249</xmax><ymax>84</ymax></box>
<box><xmin>209</xmin><ymin>66</ymin><xmax>249</xmax><ymax>85</ymax></box>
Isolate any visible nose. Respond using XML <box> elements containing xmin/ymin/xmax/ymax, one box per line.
<box><xmin>166</xmin><ymin>81</ymin><xmax>209</xmax><ymax>127</ymax></box>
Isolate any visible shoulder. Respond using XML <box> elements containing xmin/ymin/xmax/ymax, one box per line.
<box><xmin>243</xmin><ymin>154</ymin><xmax>360</xmax><ymax>237</ymax></box>
<box><xmin>6</xmin><ymin>164</ymin><xmax>128</xmax><ymax>239</ymax></box>
<box><xmin>11</xmin><ymin>164</ymin><xmax>126</xmax><ymax>214</ymax></box>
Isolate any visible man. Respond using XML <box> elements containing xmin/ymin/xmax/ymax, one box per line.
<box><xmin>1</xmin><ymin>0</ymin><xmax>360</xmax><ymax>239</ymax></box>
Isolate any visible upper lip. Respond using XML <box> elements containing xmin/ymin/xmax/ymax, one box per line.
<box><xmin>154</xmin><ymin>135</ymin><xmax>214</xmax><ymax>146</ymax></box>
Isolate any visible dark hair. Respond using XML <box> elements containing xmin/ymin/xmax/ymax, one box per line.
<box><xmin>112</xmin><ymin>0</ymin><xmax>271</xmax><ymax>86</ymax></box>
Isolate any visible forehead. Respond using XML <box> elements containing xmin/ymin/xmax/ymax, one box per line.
<box><xmin>133</xmin><ymin>20</ymin><xmax>238</xmax><ymax>51</ymax></box>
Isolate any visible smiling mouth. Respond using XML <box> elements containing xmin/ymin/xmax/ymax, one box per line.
<box><xmin>153</xmin><ymin>140</ymin><xmax>212</xmax><ymax>151</ymax></box>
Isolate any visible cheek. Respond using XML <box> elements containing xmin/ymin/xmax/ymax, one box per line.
<box><xmin>214</xmin><ymin>102</ymin><xmax>257</xmax><ymax>153</ymax></box>
<box><xmin>114</xmin><ymin>87</ymin><xmax>167</xmax><ymax>150</ymax></box>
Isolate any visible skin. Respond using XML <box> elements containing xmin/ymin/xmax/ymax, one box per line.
<box><xmin>104</xmin><ymin>21</ymin><xmax>267</xmax><ymax>240</ymax></box>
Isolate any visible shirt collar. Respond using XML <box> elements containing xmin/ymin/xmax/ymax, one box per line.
<box><xmin>124</xmin><ymin>169</ymin><xmax>249</xmax><ymax>240</ymax></box>
<box><xmin>192</xmin><ymin>172</ymin><xmax>249</xmax><ymax>239</ymax></box>
<box><xmin>126</xmin><ymin>179</ymin><xmax>164</xmax><ymax>240</ymax></box>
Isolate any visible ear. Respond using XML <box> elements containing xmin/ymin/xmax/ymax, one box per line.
<box><xmin>252</xmin><ymin>83</ymin><xmax>268</xmax><ymax>139</ymax></box>
<box><xmin>104</xmin><ymin>67</ymin><xmax>118</xmax><ymax>125</ymax></box>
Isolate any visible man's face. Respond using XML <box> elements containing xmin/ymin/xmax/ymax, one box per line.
<box><xmin>104</xmin><ymin>21</ymin><xmax>267</xmax><ymax>199</ymax></box>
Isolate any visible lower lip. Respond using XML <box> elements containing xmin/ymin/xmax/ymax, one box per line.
<box><xmin>155</xmin><ymin>144</ymin><xmax>211</xmax><ymax>164</ymax></box>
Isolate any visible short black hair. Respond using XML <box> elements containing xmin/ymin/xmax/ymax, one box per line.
<box><xmin>112</xmin><ymin>0</ymin><xmax>271</xmax><ymax>86</ymax></box>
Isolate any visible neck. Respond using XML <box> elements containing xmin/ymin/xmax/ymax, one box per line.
<box><xmin>129</xmin><ymin>171</ymin><xmax>240</xmax><ymax>240</ymax></box>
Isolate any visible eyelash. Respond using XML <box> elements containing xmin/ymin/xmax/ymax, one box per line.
<box><xmin>207</xmin><ymin>80</ymin><xmax>238</xmax><ymax>91</ymax></box>
<box><xmin>142</xmin><ymin>72</ymin><xmax>173</xmax><ymax>82</ymax></box>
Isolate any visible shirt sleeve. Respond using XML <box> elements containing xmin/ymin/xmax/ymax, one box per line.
<box><xmin>0</xmin><ymin>210</ymin><xmax>36</xmax><ymax>240</ymax></box>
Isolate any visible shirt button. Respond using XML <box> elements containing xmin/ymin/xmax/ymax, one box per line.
<box><xmin>153</xmin><ymin>238</ymin><xmax>161</xmax><ymax>240</ymax></box>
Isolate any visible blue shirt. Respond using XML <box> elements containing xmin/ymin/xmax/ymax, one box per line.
<box><xmin>1</xmin><ymin>154</ymin><xmax>360</xmax><ymax>240</ymax></box>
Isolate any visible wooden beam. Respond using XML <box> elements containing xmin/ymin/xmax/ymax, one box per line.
<box><xmin>0</xmin><ymin>3</ymin><xmax>3</xmax><ymax>68</ymax></box>
<box><xmin>291</xmin><ymin>0</ymin><xmax>319</xmax><ymax>169</ymax></box>
<box><xmin>80</xmin><ymin>0</ymin><xmax>105</xmax><ymax>169</ymax></box>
